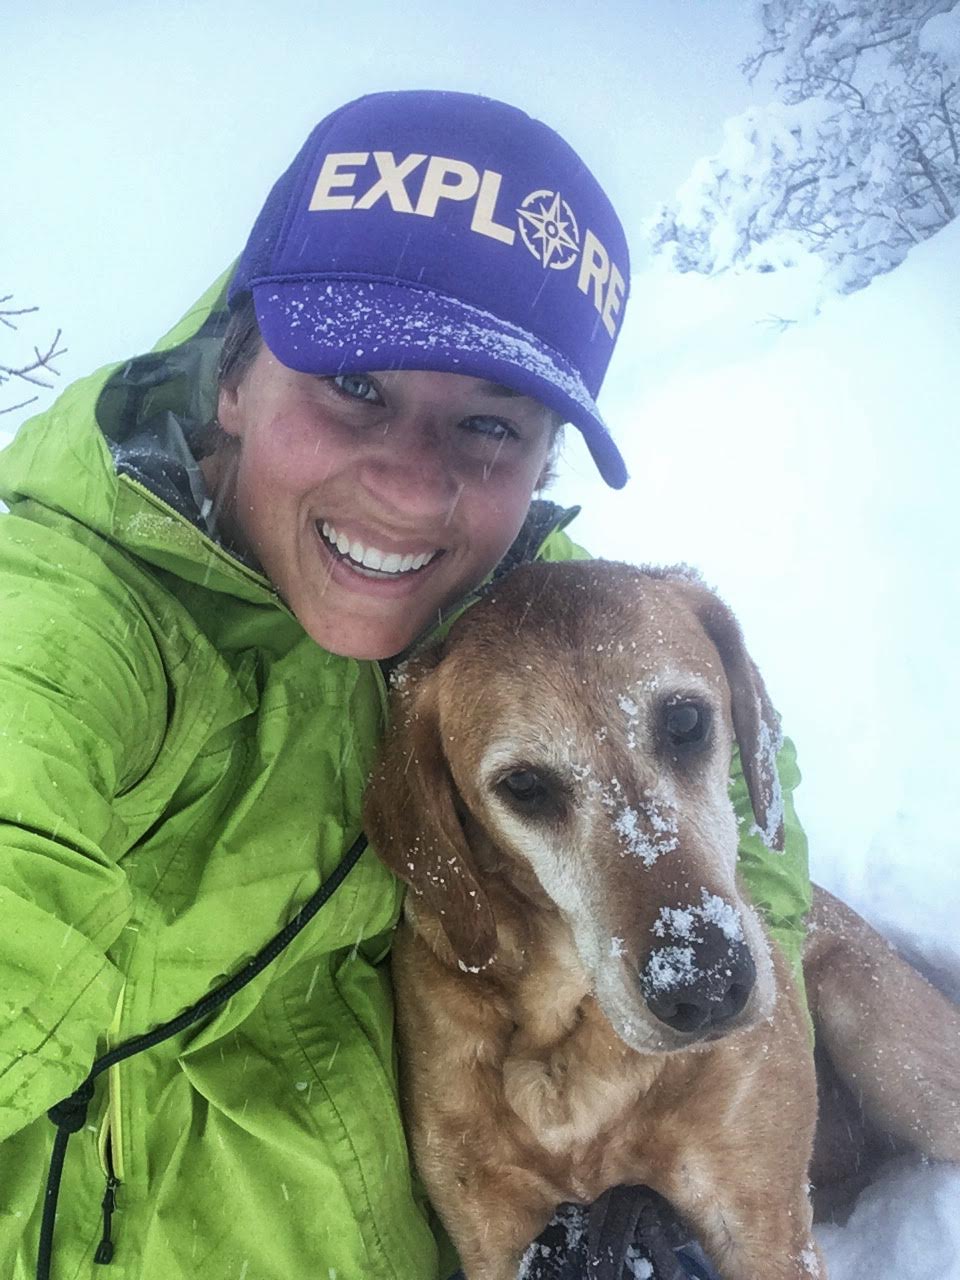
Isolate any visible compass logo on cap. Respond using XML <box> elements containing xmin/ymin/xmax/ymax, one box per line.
<box><xmin>516</xmin><ymin>190</ymin><xmax>581</xmax><ymax>271</ymax></box>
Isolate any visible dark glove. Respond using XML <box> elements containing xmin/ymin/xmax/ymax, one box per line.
<box><xmin>515</xmin><ymin>1185</ymin><xmax>718</xmax><ymax>1280</ymax></box>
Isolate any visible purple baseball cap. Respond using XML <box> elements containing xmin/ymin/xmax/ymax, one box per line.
<box><xmin>229</xmin><ymin>90</ymin><xmax>630</xmax><ymax>487</ymax></box>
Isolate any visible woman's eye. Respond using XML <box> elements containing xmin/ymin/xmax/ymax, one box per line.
<box><xmin>664</xmin><ymin>701</ymin><xmax>708</xmax><ymax>746</ymax></box>
<box><xmin>332</xmin><ymin>373</ymin><xmax>382</xmax><ymax>404</ymax></box>
<box><xmin>460</xmin><ymin>415</ymin><xmax>518</xmax><ymax>442</ymax></box>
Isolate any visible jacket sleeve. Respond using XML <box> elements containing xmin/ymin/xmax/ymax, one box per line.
<box><xmin>730</xmin><ymin>736</ymin><xmax>811</xmax><ymax>992</ymax></box>
<box><xmin>0</xmin><ymin>511</ymin><xmax>167</xmax><ymax>1141</ymax></box>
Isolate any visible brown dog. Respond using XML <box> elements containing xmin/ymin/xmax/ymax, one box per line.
<box><xmin>365</xmin><ymin>560</ymin><xmax>960</xmax><ymax>1280</ymax></box>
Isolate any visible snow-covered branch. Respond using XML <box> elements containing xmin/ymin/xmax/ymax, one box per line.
<box><xmin>648</xmin><ymin>0</ymin><xmax>960</xmax><ymax>294</ymax></box>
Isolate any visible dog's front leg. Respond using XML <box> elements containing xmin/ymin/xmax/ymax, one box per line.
<box><xmin>661</xmin><ymin>1118</ymin><xmax>827</xmax><ymax>1280</ymax></box>
<box><xmin>695</xmin><ymin>1209</ymin><xmax>825</xmax><ymax>1280</ymax></box>
<box><xmin>650</xmin><ymin>1006</ymin><xmax>827</xmax><ymax>1280</ymax></box>
<box><xmin>438</xmin><ymin>1168</ymin><xmax>559</xmax><ymax>1280</ymax></box>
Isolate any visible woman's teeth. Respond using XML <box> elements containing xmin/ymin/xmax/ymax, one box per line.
<box><xmin>319</xmin><ymin>521</ymin><xmax>439</xmax><ymax>576</ymax></box>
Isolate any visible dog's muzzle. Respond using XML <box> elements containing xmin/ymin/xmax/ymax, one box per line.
<box><xmin>638</xmin><ymin>923</ymin><xmax>757</xmax><ymax>1036</ymax></box>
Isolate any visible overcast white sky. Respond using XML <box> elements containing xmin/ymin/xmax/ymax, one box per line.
<box><xmin>3</xmin><ymin>0</ymin><xmax>763</xmax><ymax>374</ymax></box>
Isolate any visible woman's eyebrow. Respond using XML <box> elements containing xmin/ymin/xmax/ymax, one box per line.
<box><xmin>476</xmin><ymin>380</ymin><xmax>525</xmax><ymax>399</ymax></box>
<box><xmin>475</xmin><ymin>380</ymin><xmax>562</xmax><ymax>423</ymax></box>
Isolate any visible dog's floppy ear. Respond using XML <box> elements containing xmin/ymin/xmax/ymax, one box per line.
<box><xmin>685</xmin><ymin>585</ymin><xmax>785</xmax><ymax>852</ymax></box>
<box><xmin>363</xmin><ymin>656</ymin><xmax>499</xmax><ymax>971</ymax></box>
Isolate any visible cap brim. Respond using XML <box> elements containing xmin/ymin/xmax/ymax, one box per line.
<box><xmin>250</xmin><ymin>279</ymin><xmax>628</xmax><ymax>489</ymax></box>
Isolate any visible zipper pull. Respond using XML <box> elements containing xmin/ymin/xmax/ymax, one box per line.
<box><xmin>93</xmin><ymin>1173</ymin><xmax>119</xmax><ymax>1264</ymax></box>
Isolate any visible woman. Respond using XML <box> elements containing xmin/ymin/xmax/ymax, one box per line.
<box><xmin>0</xmin><ymin>90</ymin><xmax>810</xmax><ymax>1279</ymax></box>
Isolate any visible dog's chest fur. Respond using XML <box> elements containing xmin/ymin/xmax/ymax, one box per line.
<box><xmin>413</xmin><ymin>883</ymin><xmax>790</xmax><ymax>1205</ymax></box>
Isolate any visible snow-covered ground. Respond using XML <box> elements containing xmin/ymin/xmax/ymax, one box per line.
<box><xmin>551</xmin><ymin>221</ymin><xmax>960</xmax><ymax>1278</ymax></box>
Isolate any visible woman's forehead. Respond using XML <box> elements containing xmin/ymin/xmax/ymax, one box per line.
<box><xmin>473</xmin><ymin>379</ymin><xmax>525</xmax><ymax>399</ymax></box>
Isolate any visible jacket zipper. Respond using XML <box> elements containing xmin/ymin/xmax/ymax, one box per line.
<box><xmin>37</xmin><ymin>834</ymin><xmax>368</xmax><ymax>1280</ymax></box>
<box><xmin>119</xmin><ymin>475</ymin><xmax>278</xmax><ymax>597</ymax></box>
<box><xmin>95</xmin><ymin>994</ymin><xmax>127</xmax><ymax>1264</ymax></box>
<box><xmin>94</xmin><ymin>1137</ymin><xmax>120</xmax><ymax>1264</ymax></box>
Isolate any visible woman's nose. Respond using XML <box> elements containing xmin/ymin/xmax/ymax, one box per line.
<box><xmin>356</xmin><ymin>419</ymin><xmax>463</xmax><ymax>518</ymax></box>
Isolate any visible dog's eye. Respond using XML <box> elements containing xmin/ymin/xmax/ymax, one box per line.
<box><xmin>501</xmin><ymin>770</ymin><xmax>546</xmax><ymax>802</ymax></box>
<box><xmin>496</xmin><ymin>768</ymin><xmax>566</xmax><ymax>819</ymax></box>
<box><xmin>664</xmin><ymin>701</ymin><xmax>708</xmax><ymax>746</ymax></box>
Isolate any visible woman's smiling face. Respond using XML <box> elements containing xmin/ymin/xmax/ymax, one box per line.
<box><xmin>210</xmin><ymin>348</ymin><xmax>556</xmax><ymax>659</ymax></box>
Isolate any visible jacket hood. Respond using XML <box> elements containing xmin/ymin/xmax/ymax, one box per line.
<box><xmin>0</xmin><ymin>267</ymin><xmax>277</xmax><ymax>603</ymax></box>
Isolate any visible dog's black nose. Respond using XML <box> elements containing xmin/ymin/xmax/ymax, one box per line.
<box><xmin>640</xmin><ymin>924</ymin><xmax>756</xmax><ymax>1035</ymax></box>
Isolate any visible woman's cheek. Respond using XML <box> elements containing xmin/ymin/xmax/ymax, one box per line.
<box><xmin>249</xmin><ymin>412</ymin><xmax>330</xmax><ymax>485</ymax></box>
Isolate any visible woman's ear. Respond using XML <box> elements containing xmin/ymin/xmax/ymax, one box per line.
<box><xmin>216</xmin><ymin>381</ymin><xmax>243</xmax><ymax>439</ymax></box>
<box><xmin>536</xmin><ymin>419</ymin><xmax>565</xmax><ymax>491</ymax></box>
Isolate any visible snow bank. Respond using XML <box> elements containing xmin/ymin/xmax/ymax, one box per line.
<box><xmin>553</xmin><ymin>217</ymin><xmax>960</xmax><ymax>1276</ymax></box>
<box><xmin>818</xmin><ymin>1158</ymin><xmax>960</xmax><ymax>1280</ymax></box>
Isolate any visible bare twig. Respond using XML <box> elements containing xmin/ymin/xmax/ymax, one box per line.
<box><xmin>940</xmin><ymin>86</ymin><xmax>960</xmax><ymax>165</ymax></box>
<box><xmin>810</xmin><ymin>74</ymin><xmax>868</xmax><ymax>109</ymax></box>
<box><xmin>756</xmin><ymin>314</ymin><xmax>799</xmax><ymax>332</ymax></box>
<box><xmin>900</xmin><ymin>126</ymin><xmax>957</xmax><ymax>220</ymax></box>
<box><xmin>741</xmin><ymin>45</ymin><xmax>784</xmax><ymax>82</ymax></box>
<box><xmin>0</xmin><ymin>296</ymin><xmax>41</xmax><ymax>330</ymax></box>
<box><xmin>0</xmin><ymin>295</ymin><xmax>67</xmax><ymax>414</ymax></box>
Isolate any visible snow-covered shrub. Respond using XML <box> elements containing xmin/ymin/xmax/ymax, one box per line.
<box><xmin>648</xmin><ymin>0</ymin><xmax>960</xmax><ymax>293</ymax></box>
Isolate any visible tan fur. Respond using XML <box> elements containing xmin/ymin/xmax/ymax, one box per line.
<box><xmin>805</xmin><ymin>884</ymin><xmax>960</xmax><ymax>1211</ymax></box>
<box><xmin>364</xmin><ymin>561</ymin><xmax>953</xmax><ymax>1279</ymax></box>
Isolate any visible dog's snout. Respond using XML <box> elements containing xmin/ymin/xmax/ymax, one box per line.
<box><xmin>640</xmin><ymin>924</ymin><xmax>757</xmax><ymax>1036</ymax></box>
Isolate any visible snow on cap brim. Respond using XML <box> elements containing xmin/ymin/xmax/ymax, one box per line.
<box><xmin>253</xmin><ymin>278</ymin><xmax>629</xmax><ymax>490</ymax></box>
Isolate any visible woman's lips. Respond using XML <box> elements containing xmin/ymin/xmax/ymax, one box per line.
<box><xmin>318</xmin><ymin>519</ymin><xmax>442</xmax><ymax>575</ymax></box>
<box><xmin>314</xmin><ymin>522</ymin><xmax>446</xmax><ymax>590</ymax></box>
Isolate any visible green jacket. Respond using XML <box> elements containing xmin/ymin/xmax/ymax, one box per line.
<box><xmin>0</xmin><ymin>272</ymin><xmax>810</xmax><ymax>1280</ymax></box>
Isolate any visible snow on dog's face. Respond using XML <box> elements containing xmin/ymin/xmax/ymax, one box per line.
<box><xmin>365</xmin><ymin>560</ymin><xmax>784</xmax><ymax>1053</ymax></box>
